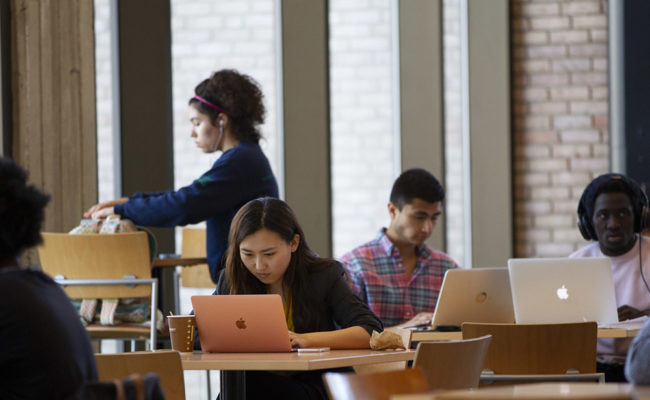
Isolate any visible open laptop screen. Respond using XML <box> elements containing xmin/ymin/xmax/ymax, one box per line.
<box><xmin>508</xmin><ymin>257</ymin><xmax>618</xmax><ymax>325</ymax></box>
<box><xmin>192</xmin><ymin>294</ymin><xmax>292</xmax><ymax>352</ymax></box>
<box><xmin>430</xmin><ymin>267</ymin><xmax>515</xmax><ymax>329</ymax></box>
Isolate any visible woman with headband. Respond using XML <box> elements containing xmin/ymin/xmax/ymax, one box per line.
<box><xmin>85</xmin><ymin>69</ymin><xmax>279</xmax><ymax>283</ymax></box>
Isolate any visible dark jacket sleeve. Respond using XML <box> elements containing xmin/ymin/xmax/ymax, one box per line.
<box><xmin>319</xmin><ymin>262</ymin><xmax>383</xmax><ymax>335</ymax></box>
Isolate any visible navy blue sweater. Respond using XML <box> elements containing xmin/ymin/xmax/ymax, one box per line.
<box><xmin>115</xmin><ymin>141</ymin><xmax>278</xmax><ymax>282</ymax></box>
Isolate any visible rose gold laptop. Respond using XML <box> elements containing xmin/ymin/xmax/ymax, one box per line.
<box><xmin>191</xmin><ymin>294</ymin><xmax>292</xmax><ymax>352</ymax></box>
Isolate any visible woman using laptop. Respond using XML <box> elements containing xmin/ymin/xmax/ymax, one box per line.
<box><xmin>214</xmin><ymin>197</ymin><xmax>383</xmax><ymax>399</ymax></box>
<box><xmin>84</xmin><ymin>69</ymin><xmax>279</xmax><ymax>283</ymax></box>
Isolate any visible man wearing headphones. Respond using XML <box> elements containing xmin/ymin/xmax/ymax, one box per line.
<box><xmin>570</xmin><ymin>173</ymin><xmax>650</xmax><ymax>382</ymax></box>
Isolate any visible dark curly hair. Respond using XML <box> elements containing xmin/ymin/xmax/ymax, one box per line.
<box><xmin>0</xmin><ymin>158</ymin><xmax>50</xmax><ymax>265</ymax></box>
<box><xmin>189</xmin><ymin>69</ymin><xmax>266</xmax><ymax>143</ymax></box>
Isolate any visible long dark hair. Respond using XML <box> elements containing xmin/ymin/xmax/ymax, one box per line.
<box><xmin>225</xmin><ymin>197</ymin><xmax>320</xmax><ymax>329</ymax></box>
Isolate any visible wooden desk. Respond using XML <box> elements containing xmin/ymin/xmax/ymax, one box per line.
<box><xmin>181</xmin><ymin>349</ymin><xmax>415</xmax><ymax>400</ymax></box>
<box><xmin>411</xmin><ymin>328</ymin><xmax>639</xmax><ymax>342</ymax></box>
<box><xmin>392</xmin><ymin>382</ymin><xmax>650</xmax><ymax>400</ymax></box>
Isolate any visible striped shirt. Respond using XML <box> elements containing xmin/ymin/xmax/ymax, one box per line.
<box><xmin>340</xmin><ymin>229</ymin><xmax>457</xmax><ymax>327</ymax></box>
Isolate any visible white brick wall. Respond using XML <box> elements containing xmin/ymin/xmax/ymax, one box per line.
<box><xmin>330</xmin><ymin>0</ymin><xmax>396</xmax><ymax>257</ymax></box>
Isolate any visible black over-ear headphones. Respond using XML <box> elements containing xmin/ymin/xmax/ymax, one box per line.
<box><xmin>577</xmin><ymin>173</ymin><xmax>649</xmax><ymax>241</ymax></box>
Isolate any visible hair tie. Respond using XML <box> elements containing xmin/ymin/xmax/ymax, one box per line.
<box><xmin>193</xmin><ymin>95</ymin><xmax>229</xmax><ymax>115</ymax></box>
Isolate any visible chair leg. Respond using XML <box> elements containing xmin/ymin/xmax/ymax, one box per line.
<box><xmin>206</xmin><ymin>371</ymin><xmax>211</xmax><ymax>400</ymax></box>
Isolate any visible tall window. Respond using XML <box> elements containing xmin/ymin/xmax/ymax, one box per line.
<box><xmin>94</xmin><ymin>0</ymin><xmax>116</xmax><ymax>203</ymax></box>
<box><xmin>442</xmin><ymin>0</ymin><xmax>467</xmax><ymax>266</ymax></box>
<box><xmin>329</xmin><ymin>0</ymin><xmax>398</xmax><ymax>257</ymax></box>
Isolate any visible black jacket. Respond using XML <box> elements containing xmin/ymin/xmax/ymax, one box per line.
<box><xmin>214</xmin><ymin>260</ymin><xmax>383</xmax><ymax>335</ymax></box>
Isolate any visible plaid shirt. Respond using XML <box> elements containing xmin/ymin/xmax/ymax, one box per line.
<box><xmin>340</xmin><ymin>229</ymin><xmax>457</xmax><ymax>327</ymax></box>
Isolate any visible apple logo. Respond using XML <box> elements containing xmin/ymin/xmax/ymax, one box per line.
<box><xmin>556</xmin><ymin>285</ymin><xmax>569</xmax><ymax>300</ymax></box>
<box><xmin>236</xmin><ymin>317</ymin><xmax>247</xmax><ymax>329</ymax></box>
<box><xmin>475</xmin><ymin>291</ymin><xmax>488</xmax><ymax>303</ymax></box>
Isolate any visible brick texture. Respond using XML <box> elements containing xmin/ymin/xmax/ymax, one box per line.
<box><xmin>512</xmin><ymin>0</ymin><xmax>609</xmax><ymax>257</ymax></box>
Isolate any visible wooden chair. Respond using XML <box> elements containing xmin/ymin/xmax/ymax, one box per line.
<box><xmin>179</xmin><ymin>228</ymin><xmax>214</xmax><ymax>288</ymax></box>
<box><xmin>413</xmin><ymin>334</ymin><xmax>492</xmax><ymax>390</ymax></box>
<box><xmin>38</xmin><ymin>232</ymin><xmax>158</xmax><ymax>350</ymax></box>
<box><xmin>323</xmin><ymin>367</ymin><xmax>430</xmax><ymax>400</ymax></box>
<box><xmin>461</xmin><ymin>322</ymin><xmax>603</xmax><ymax>384</ymax></box>
<box><xmin>354</xmin><ymin>328</ymin><xmax>413</xmax><ymax>374</ymax></box>
<box><xmin>95</xmin><ymin>351</ymin><xmax>185</xmax><ymax>400</ymax></box>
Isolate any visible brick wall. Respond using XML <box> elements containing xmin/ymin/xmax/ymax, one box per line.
<box><xmin>330</xmin><ymin>0</ymin><xmax>396</xmax><ymax>257</ymax></box>
<box><xmin>512</xmin><ymin>0</ymin><xmax>609</xmax><ymax>257</ymax></box>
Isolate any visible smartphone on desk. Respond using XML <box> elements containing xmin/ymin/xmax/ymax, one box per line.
<box><xmin>292</xmin><ymin>347</ymin><xmax>330</xmax><ymax>353</ymax></box>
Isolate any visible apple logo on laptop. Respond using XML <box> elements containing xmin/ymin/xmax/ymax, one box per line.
<box><xmin>236</xmin><ymin>317</ymin><xmax>247</xmax><ymax>329</ymax></box>
<box><xmin>475</xmin><ymin>291</ymin><xmax>488</xmax><ymax>303</ymax></box>
<box><xmin>556</xmin><ymin>285</ymin><xmax>569</xmax><ymax>300</ymax></box>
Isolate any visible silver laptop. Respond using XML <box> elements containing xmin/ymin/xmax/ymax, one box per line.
<box><xmin>429</xmin><ymin>267</ymin><xmax>515</xmax><ymax>329</ymax></box>
<box><xmin>508</xmin><ymin>257</ymin><xmax>618</xmax><ymax>324</ymax></box>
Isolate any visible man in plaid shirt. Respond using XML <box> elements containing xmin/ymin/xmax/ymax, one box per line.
<box><xmin>340</xmin><ymin>168</ymin><xmax>458</xmax><ymax>328</ymax></box>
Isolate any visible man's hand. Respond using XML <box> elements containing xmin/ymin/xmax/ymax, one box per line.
<box><xmin>83</xmin><ymin>198</ymin><xmax>128</xmax><ymax>219</ymax></box>
<box><xmin>617</xmin><ymin>305</ymin><xmax>650</xmax><ymax>321</ymax></box>
<box><xmin>394</xmin><ymin>312</ymin><xmax>433</xmax><ymax>329</ymax></box>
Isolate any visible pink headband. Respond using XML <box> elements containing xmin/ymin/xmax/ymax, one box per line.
<box><xmin>193</xmin><ymin>95</ymin><xmax>229</xmax><ymax>115</ymax></box>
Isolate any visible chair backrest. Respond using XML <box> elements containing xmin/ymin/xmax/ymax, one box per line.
<box><xmin>323</xmin><ymin>367</ymin><xmax>430</xmax><ymax>400</ymax></box>
<box><xmin>82</xmin><ymin>373</ymin><xmax>166</xmax><ymax>400</ymax></box>
<box><xmin>413</xmin><ymin>334</ymin><xmax>492</xmax><ymax>390</ymax></box>
<box><xmin>39</xmin><ymin>232</ymin><xmax>152</xmax><ymax>298</ymax></box>
<box><xmin>461</xmin><ymin>322</ymin><xmax>597</xmax><ymax>374</ymax></box>
<box><xmin>95</xmin><ymin>351</ymin><xmax>185</xmax><ymax>400</ymax></box>
<box><xmin>180</xmin><ymin>228</ymin><xmax>214</xmax><ymax>288</ymax></box>
<box><xmin>354</xmin><ymin>328</ymin><xmax>413</xmax><ymax>374</ymax></box>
